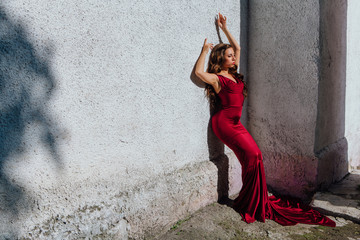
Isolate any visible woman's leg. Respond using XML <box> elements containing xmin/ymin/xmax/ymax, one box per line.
<box><xmin>226</xmin><ymin>126</ymin><xmax>270</xmax><ymax>223</ymax></box>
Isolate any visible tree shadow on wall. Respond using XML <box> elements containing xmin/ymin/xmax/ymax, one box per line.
<box><xmin>0</xmin><ymin>6</ymin><xmax>62</xmax><ymax>233</ymax></box>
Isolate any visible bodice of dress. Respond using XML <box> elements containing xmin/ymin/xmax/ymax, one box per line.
<box><xmin>217</xmin><ymin>75</ymin><xmax>245</xmax><ymax>118</ymax></box>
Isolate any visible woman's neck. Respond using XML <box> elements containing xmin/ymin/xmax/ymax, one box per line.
<box><xmin>219</xmin><ymin>70</ymin><xmax>230</xmax><ymax>75</ymax></box>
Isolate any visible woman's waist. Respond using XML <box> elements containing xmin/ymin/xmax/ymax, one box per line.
<box><xmin>220</xmin><ymin>106</ymin><xmax>243</xmax><ymax>113</ymax></box>
<box><xmin>214</xmin><ymin>107</ymin><xmax>243</xmax><ymax>119</ymax></box>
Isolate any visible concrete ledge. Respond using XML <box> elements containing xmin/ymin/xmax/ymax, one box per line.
<box><xmin>9</xmin><ymin>160</ymin><xmax>218</xmax><ymax>239</ymax></box>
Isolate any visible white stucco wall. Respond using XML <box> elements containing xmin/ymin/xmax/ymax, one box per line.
<box><xmin>0</xmin><ymin>1</ymin><xmax>240</xmax><ymax>238</ymax></box>
<box><xmin>346</xmin><ymin>0</ymin><xmax>360</xmax><ymax>170</ymax></box>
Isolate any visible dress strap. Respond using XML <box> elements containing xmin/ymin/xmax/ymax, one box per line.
<box><xmin>216</xmin><ymin>75</ymin><xmax>226</xmax><ymax>88</ymax></box>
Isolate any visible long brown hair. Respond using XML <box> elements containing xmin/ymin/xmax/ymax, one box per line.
<box><xmin>205</xmin><ymin>43</ymin><xmax>247</xmax><ymax>112</ymax></box>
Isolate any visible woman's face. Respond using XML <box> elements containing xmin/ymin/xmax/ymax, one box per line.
<box><xmin>222</xmin><ymin>47</ymin><xmax>236</xmax><ymax>69</ymax></box>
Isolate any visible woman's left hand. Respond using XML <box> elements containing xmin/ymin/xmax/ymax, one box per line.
<box><xmin>217</xmin><ymin>13</ymin><xmax>227</xmax><ymax>30</ymax></box>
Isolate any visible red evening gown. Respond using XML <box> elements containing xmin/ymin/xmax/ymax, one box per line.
<box><xmin>211</xmin><ymin>75</ymin><xmax>335</xmax><ymax>227</ymax></box>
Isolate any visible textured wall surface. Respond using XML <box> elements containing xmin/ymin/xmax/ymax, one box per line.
<box><xmin>346</xmin><ymin>0</ymin><xmax>360</xmax><ymax>170</ymax></box>
<box><xmin>247</xmin><ymin>0</ymin><xmax>321</xmax><ymax>199</ymax></box>
<box><xmin>247</xmin><ymin>0</ymin><xmax>348</xmax><ymax>199</ymax></box>
<box><xmin>0</xmin><ymin>0</ymin><xmax>240</xmax><ymax>238</ymax></box>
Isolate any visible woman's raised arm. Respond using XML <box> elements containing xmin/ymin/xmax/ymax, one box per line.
<box><xmin>194</xmin><ymin>38</ymin><xmax>221</xmax><ymax>92</ymax></box>
<box><xmin>217</xmin><ymin>13</ymin><xmax>241</xmax><ymax>67</ymax></box>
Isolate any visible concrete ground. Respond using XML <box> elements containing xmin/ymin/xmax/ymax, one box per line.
<box><xmin>150</xmin><ymin>171</ymin><xmax>360</xmax><ymax>240</ymax></box>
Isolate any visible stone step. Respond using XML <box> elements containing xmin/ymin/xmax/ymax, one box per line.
<box><xmin>311</xmin><ymin>171</ymin><xmax>360</xmax><ymax>224</ymax></box>
<box><xmin>311</xmin><ymin>192</ymin><xmax>360</xmax><ymax>223</ymax></box>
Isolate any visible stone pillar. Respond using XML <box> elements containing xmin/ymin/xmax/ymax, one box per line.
<box><xmin>247</xmin><ymin>0</ymin><xmax>347</xmax><ymax>200</ymax></box>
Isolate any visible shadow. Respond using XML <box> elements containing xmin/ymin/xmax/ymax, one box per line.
<box><xmin>327</xmin><ymin>172</ymin><xmax>360</xmax><ymax>200</ymax></box>
<box><xmin>240</xmin><ymin>0</ymin><xmax>249</xmax><ymax>127</ymax></box>
<box><xmin>207</xmin><ymin>119</ymin><xmax>231</xmax><ymax>205</ymax></box>
<box><xmin>0</xmin><ymin>5</ymin><xmax>63</xmax><ymax>228</ymax></box>
<box><xmin>206</xmin><ymin>97</ymin><xmax>231</xmax><ymax>203</ymax></box>
<box><xmin>240</xmin><ymin>0</ymin><xmax>249</xmax><ymax>77</ymax></box>
<box><xmin>190</xmin><ymin>49</ymin><xmax>206</xmax><ymax>88</ymax></box>
<box><xmin>214</xmin><ymin>15</ymin><xmax>223</xmax><ymax>44</ymax></box>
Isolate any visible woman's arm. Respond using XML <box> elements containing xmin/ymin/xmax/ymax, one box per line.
<box><xmin>218</xmin><ymin>13</ymin><xmax>241</xmax><ymax>67</ymax></box>
<box><xmin>194</xmin><ymin>38</ymin><xmax>221</xmax><ymax>92</ymax></box>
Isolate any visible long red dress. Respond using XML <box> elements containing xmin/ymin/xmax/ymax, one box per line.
<box><xmin>211</xmin><ymin>74</ymin><xmax>335</xmax><ymax>227</ymax></box>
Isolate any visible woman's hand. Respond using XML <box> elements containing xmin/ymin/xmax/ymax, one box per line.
<box><xmin>217</xmin><ymin>13</ymin><xmax>227</xmax><ymax>31</ymax></box>
<box><xmin>202</xmin><ymin>38</ymin><xmax>214</xmax><ymax>54</ymax></box>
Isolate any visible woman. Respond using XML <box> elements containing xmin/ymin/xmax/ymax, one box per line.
<box><xmin>195</xmin><ymin>13</ymin><xmax>335</xmax><ymax>227</ymax></box>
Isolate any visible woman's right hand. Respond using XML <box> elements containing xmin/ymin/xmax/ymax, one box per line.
<box><xmin>217</xmin><ymin>13</ymin><xmax>227</xmax><ymax>31</ymax></box>
<box><xmin>202</xmin><ymin>38</ymin><xmax>214</xmax><ymax>54</ymax></box>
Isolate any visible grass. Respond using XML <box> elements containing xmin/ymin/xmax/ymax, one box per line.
<box><xmin>170</xmin><ymin>215</ymin><xmax>192</xmax><ymax>230</ymax></box>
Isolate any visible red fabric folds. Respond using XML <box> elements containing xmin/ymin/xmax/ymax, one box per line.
<box><xmin>211</xmin><ymin>75</ymin><xmax>335</xmax><ymax>227</ymax></box>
